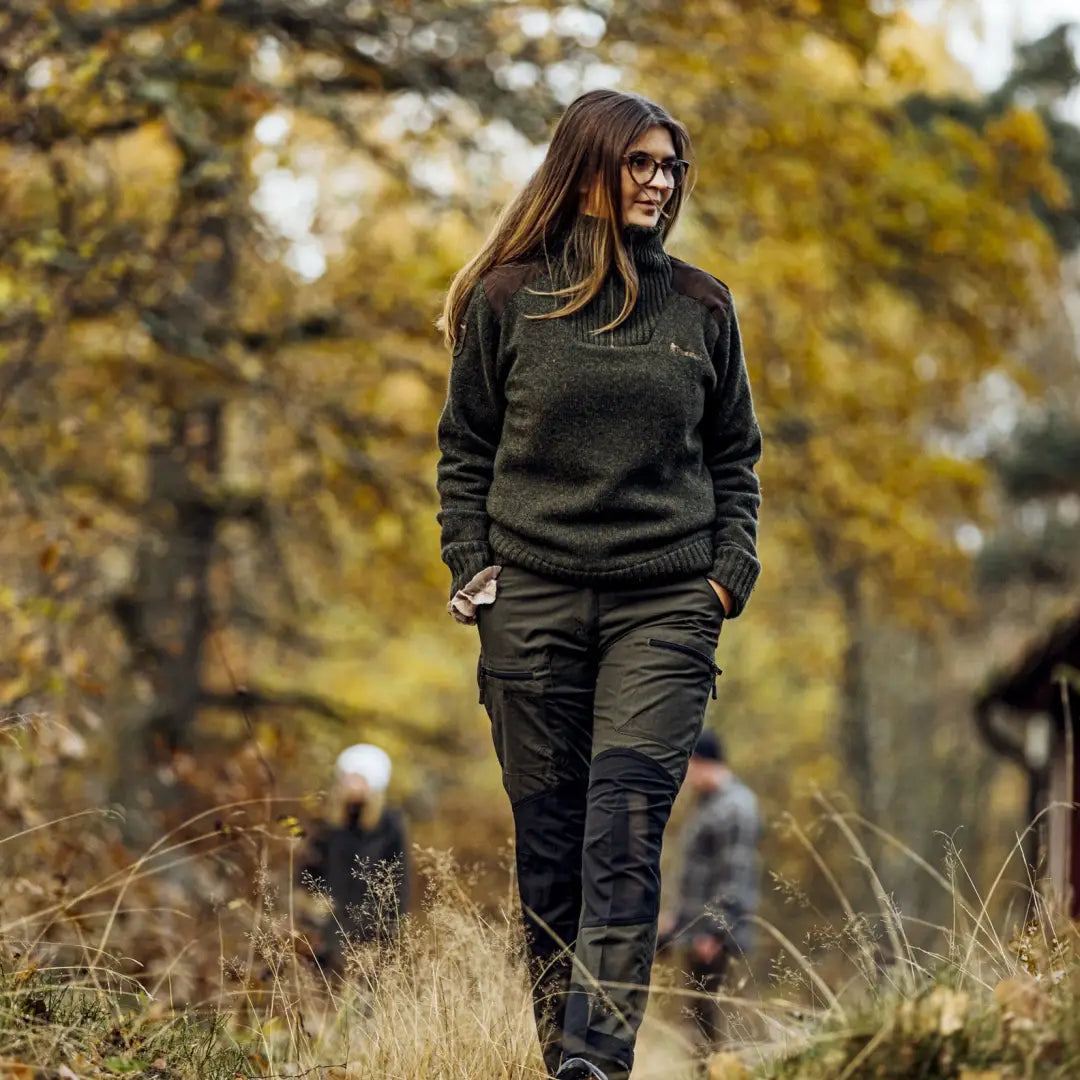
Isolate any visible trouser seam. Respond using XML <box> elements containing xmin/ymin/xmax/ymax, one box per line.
<box><xmin>590</xmin><ymin>746</ymin><xmax>679</xmax><ymax>793</ymax></box>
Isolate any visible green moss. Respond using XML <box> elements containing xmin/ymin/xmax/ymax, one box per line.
<box><xmin>0</xmin><ymin>964</ymin><xmax>251</xmax><ymax>1080</ymax></box>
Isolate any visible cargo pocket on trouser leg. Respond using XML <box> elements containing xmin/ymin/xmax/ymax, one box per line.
<box><xmin>479</xmin><ymin>658</ymin><xmax>556</xmax><ymax>802</ymax></box>
<box><xmin>646</xmin><ymin>638</ymin><xmax>722</xmax><ymax>699</ymax></box>
<box><xmin>479</xmin><ymin>657</ymin><xmax>583</xmax><ymax>1076</ymax></box>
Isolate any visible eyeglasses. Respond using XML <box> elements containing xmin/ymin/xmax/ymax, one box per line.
<box><xmin>623</xmin><ymin>151</ymin><xmax>690</xmax><ymax>189</ymax></box>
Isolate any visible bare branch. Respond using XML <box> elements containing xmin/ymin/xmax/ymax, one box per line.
<box><xmin>199</xmin><ymin>687</ymin><xmax>464</xmax><ymax>753</ymax></box>
<box><xmin>54</xmin><ymin>0</ymin><xmax>202</xmax><ymax>42</ymax></box>
<box><xmin>224</xmin><ymin>606</ymin><xmax>328</xmax><ymax>656</ymax></box>
<box><xmin>0</xmin><ymin>320</ymin><xmax>46</xmax><ymax>423</ymax></box>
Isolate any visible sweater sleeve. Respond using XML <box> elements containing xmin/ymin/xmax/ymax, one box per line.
<box><xmin>702</xmin><ymin>299</ymin><xmax>762</xmax><ymax>618</ymax></box>
<box><xmin>436</xmin><ymin>281</ymin><xmax>504</xmax><ymax>597</ymax></box>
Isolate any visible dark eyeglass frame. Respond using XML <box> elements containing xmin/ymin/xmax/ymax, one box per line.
<box><xmin>622</xmin><ymin>151</ymin><xmax>690</xmax><ymax>188</ymax></box>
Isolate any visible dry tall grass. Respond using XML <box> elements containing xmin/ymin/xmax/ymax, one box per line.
<box><xmin>720</xmin><ymin>791</ymin><xmax>1080</xmax><ymax>1080</ymax></box>
<box><xmin>1</xmin><ymin>780</ymin><xmax>1078</xmax><ymax>1078</ymax></box>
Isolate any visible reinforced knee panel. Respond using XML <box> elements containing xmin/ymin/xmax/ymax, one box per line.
<box><xmin>580</xmin><ymin>748</ymin><xmax>679</xmax><ymax>928</ymax></box>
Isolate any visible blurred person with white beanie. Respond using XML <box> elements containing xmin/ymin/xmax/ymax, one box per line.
<box><xmin>295</xmin><ymin>743</ymin><xmax>410</xmax><ymax>972</ymax></box>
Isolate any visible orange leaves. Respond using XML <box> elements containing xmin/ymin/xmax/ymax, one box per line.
<box><xmin>0</xmin><ymin>1061</ymin><xmax>37</xmax><ymax>1079</ymax></box>
<box><xmin>37</xmin><ymin>543</ymin><xmax>60</xmax><ymax>576</ymax></box>
<box><xmin>993</xmin><ymin>974</ymin><xmax>1050</xmax><ymax>1028</ymax></box>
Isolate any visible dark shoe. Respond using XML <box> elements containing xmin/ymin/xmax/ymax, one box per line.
<box><xmin>556</xmin><ymin>1059</ymin><xmax>609</xmax><ymax>1080</ymax></box>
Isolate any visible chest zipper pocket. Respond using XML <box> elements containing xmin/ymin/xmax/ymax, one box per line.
<box><xmin>647</xmin><ymin>638</ymin><xmax>723</xmax><ymax>699</ymax></box>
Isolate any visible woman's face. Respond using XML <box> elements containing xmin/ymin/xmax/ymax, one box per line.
<box><xmin>620</xmin><ymin>124</ymin><xmax>677</xmax><ymax>227</ymax></box>
<box><xmin>579</xmin><ymin>123</ymin><xmax>679</xmax><ymax>227</ymax></box>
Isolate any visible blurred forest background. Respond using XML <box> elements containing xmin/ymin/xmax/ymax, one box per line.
<box><xmin>2</xmin><ymin>0</ymin><xmax>1080</xmax><ymax>998</ymax></box>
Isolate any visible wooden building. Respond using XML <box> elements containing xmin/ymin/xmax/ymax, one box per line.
<box><xmin>975</xmin><ymin>611</ymin><xmax>1080</xmax><ymax>919</ymax></box>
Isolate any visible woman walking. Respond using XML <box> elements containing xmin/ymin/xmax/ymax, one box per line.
<box><xmin>436</xmin><ymin>89</ymin><xmax>761</xmax><ymax>1080</ymax></box>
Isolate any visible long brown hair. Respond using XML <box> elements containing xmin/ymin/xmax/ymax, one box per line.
<box><xmin>441</xmin><ymin>89</ymin><xmax>694</xmax><ymax>349</ymax></box>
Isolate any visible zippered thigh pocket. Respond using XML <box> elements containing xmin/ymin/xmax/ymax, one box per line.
<box><xmin>477</xmin><ymin>659</ymin><xmax>545</xmax><ymax>705</ymax></box>
<box><xmin>647</xmin><ymin>638</ymin><xmax>722</xmax><ymax>699</ymax></box>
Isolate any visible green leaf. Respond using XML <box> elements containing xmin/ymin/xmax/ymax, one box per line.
<box><xmin>103</xmin><ymin>1058</ymin><xmax>148</xmax><ymax>1074</ymax></box>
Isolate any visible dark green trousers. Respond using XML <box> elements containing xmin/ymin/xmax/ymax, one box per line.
<box><xmin>476</xmin><ymin>566</ymin><xmax>725</xmax><ymax>1079</ymax></box>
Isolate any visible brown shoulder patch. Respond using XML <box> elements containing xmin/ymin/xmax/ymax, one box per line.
<box><xmin>670</xmin><ymin>257</ymin><xmax>732</xmax><ymax>326</ymax></box>
<box><xmin>482</xmin><ymin>261</ymin><xmax>546</xmax><ymax>319</ymax></box>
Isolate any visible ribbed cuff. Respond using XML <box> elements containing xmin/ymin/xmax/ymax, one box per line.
<box><xmin>709</xmin><ymin>544</ymin><xmax>760</xmax><ymax>619</ymax></box>
<box><xmin>443</xmin><ymin>541</ymin><xmax>494</xmax><ymax>599</ymax></box>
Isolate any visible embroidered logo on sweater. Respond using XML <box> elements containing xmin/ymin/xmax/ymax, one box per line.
<box><xmin>670</xmin><ymin>341</ymin><xmax>704</xmax><ymax>362</ymax></box>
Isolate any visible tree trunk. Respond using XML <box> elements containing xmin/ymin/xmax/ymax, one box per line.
<box><xmin>108</xmin><ymin>28</ymin><xmax>246</xmax><ymax>829</ymax></box>
<box><xmin>836</xmin><ymin>567</ymin><xmax>877</xmax><ymax>828</ymax></box>
<box><xmin>111</xmin><ymin>406</ymin><xmax>221</xmax><ymax>829</ymax></box>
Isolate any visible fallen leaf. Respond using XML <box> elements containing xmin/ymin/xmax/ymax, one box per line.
<box><xmin>994</xmin><ymin>975</ymin><xmax>1049</xmax><ymax>1027</ymax></box>
<box><xmin>0</xmin><ymin>1064</ymin><xmax>36</xmax><ymax>1079</ymax></box>
<box><xmin>707</xmin><ymin>1052</ymin><xmax>753</xmax><ymax>1080</ymax></box>
<box><xmin>38</xmin><ymin>542</ymin><xmax>60</xmax><ymax>574</ymax></box>
<box><xmin>102</xmin><ymin>1058</ymin><xmax>147</xmax><ymax>1074</ymax></box>
<box><xmin>930</xmin><ymin>986</ymin><xmax>969</xmax><ymax>1036</ymax></box>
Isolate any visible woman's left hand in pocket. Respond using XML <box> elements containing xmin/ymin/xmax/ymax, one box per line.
<box><xmin>706</xmin><ymin>579</ymin><xmax>732</xmax><ymax>617</ymax></box>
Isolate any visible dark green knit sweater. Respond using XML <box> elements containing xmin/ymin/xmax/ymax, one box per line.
<box><xmin>436</xmin><ymin>219</ymin><xmax>762</xmax><ymax>617</ymax></box>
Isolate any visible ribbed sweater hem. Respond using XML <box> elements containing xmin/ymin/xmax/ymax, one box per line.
<box><xmin>444</xmin><ymin>540</ymin><xmax>495</xmax><ymax>598</ymax></box>
<box><xmin>489</xmin><ymin>523</ymin><xmax>714</xmax><ymax>588</ymax></box>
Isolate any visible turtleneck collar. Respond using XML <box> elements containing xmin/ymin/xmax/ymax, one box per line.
<box><xmin>551</xmin><ymin>214</ymin><xmax>669</xmax><ymax>276</ymax></box>
<box><xmin>545</xmin><ymin>214</ymin><xmax>673</xmax><ymax>346</ymax></box>
<box><xmin>622</xmin><ymin>222</ymin><xmax>668</xmax><ymax>275</ymax></box>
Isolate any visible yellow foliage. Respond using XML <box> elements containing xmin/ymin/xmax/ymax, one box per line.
<box><xmin>636</xmin><ymin>14</ymin><xmax>1058</xmax><ymax>619</ymax></box>
<box><xmin>0</xmin><ymin>0</ymin><xmax>1065</xmax><ymax>928</ymax></box>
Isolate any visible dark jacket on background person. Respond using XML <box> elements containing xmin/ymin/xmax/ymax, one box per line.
<box><xmin>436</xmin><ymin>217</ymin><xmax>762</xmax><ymax>618</ymax></box>
<box><xmin>296</xmin><ymin>806</ymin><xmax>409</xmax><ymax>963</ymax></box>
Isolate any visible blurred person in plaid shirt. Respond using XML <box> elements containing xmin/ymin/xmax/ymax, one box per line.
<box><xmin>660</xmin><ymin>729</ymin><xmax>760</xmax><ymax>1045</ymax></box>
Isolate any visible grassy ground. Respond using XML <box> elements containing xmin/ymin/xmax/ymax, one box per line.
<box><xmin>3</xmin><ymin>900</ymin><xmax>1077</xmax><ymax>1080</ymax></box>
<box><xmin>749</xmin><ymin>967</ymin><xmax>1080</xmax><ymax>1080</ymax></box>
<box><xmin>2</xmin><ymin>800</ymin><xmax>1078</xmax><ymax>1079</ymax></box>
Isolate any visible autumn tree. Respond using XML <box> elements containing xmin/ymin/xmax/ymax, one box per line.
<box><xmin>0</xmin><ymin>0</ymin><xmax>589</xmax><ymax>832</ymax></box>
<box><xmin>917</xmin><ymin>22</ymin><xmax>1080</xmax><ymax>600</ymax></box>
<box><xmin>0</xmin><ymin>2</ymin><xmax>1071</xmax><ymax>952</ymax></box>
<box><xmin>612</xmin><ymin>2</ymin><xmax>1065</xmax><ymax>835</ymax></box>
